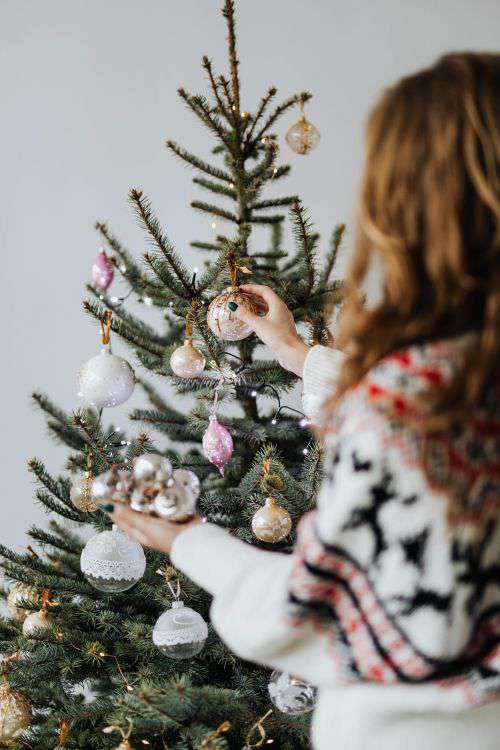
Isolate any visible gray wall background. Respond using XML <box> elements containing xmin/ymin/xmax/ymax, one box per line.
<box><xmin>1</xmin><ymin>0</ymin><xmax>499</xmax><ymax>552</ymax></box>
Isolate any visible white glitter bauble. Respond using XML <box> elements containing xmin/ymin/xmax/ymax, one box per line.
<box><xmin>22</xmin><ymin>609</ymin><xmax>55</xmax><ymax>637</ymax></box>
<box><xmin>80</xmin><ymin>525</ymin><xmax>146</xmax><ymax>593</ymax></box>
<box><xmin>251</xmin><ymin>497</ymin><xmax>292</xmax><ymax>543</ymax></box>
<box><xmin>70</xmin><ymin>472</ymin><xmax>98</xmax><ymax>512</ymax></box>
<box><xmin>170</xmin><ymin>340</ymin><xmax>206</xmax><ymax>378</ymax></box>
<box><xmin>0</xmin><ymin>682</ymin><xmax>32</xmax><ymax>743</ymax></box>
<box><xmin>132</xmin><ymin>454</ymin><xmax>173</xmax><ymax>483</ymax></box>
<box><xmin>268</xmin><ymin>670</ymin><xmax>317</xmax><ymax>715</ymax></box>
<box><xmin>207</xmin><ymin>287</ymin><xmax>263</xmax><ymax>341</ymax></box>
<box><xmin>172</xmin><ymin>469</ymin><xmax>201</xmax><ymax>500</ymax></box>
<box><xmin>77</xmin><ymin>346</ymin><xmax>135</xmax><ymax>408</ymax></box>
<box><xmin>153</xmin><ymin>483</ymin><xmax>197</xmax><ymax>522</ymax></box>
<box><xmin>7</xmin><ymin>583</ymin><xmax>38</xmax><ymax>622</ymax></box>
<box><xmin>91</xmin><ymin>467</ymin><xmax>133</xmax><ymax>505</ymax></box>
<box><xmin>152</xmin><ymin>600</ymin><xmax>208</xmax><ymax>659</ymax></box>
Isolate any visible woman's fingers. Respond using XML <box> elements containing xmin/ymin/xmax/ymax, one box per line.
<box><xmin>111</xmin><ymin>504</ymin><xmax>156</xmax><ymax>546</ymax></box>
<box><xmin>239</xmin><ymin>284</ymin><xmax>281</xmax><ymax>311</ymax></box>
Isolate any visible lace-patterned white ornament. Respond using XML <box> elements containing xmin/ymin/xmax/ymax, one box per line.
<box><xmin>80</xmin><ymin>525</ymin><xmax>146</xmax><ymax>593</ymax></box>
<box><xmin>152</xmin><ymin>600</ymin><xmax>208</xmax><ymax>659</ymax></box>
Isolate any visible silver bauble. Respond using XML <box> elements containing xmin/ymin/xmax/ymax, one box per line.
<box><xmin>91</xmin><ymin>467</ymin><xmax>133</xmax><ymax>505</ymax></box>
<box><xmin>152</xmin><ymin>600</ymin><xmax>208</xmax><ymax>659</ymax></box>
<box><xmin>207</xmin><ymin>287</ymin><xmax>264</xmax><ymax>341</ymax></box>
<box><xmin>172</xmin><ymin>468</ymin><xmax>201</xmax><ymax>500</ymax></box>
<box><xmin>268</xmin><ymin>670</ymin><xmax>317</xmax><ymax>715</ymax></box>
<box><xmin>7</xmin><ymin>583</ymin><xmax>38</xmax><ymax>622</ymax></box>
<box><xmin>77</xmin><ymin>346</ymin><xmax>135</xmax><ymax>408</ymax></box>
<box><xmin>80</xmin><ymin>525</ymin><xmax>146</xmax><ymax>593</ymax></box>
<box><xmin>170</xmin><ymin>339</ymin><xmax>206</xmax><ymax>378</ymax></box>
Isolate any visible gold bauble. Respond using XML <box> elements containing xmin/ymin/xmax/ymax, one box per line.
<box><xmin>115</xmin><ymin>742</ymin><xmax>135</xmax><ymax>750</ymax></box>
<box><xmin>7</xmin><ymin>583</ymin><xmax>38</xmax><ymax>622</ymax></box>
<box><xmin>251</xmin><ymin>497</ymin><xmax>292</xmax><ymax>543</ymax></box>
<box><xmin>170</xmin><ymin>339</ymin><xmax>206</xmax><ymax>377</ymax></box>
<box><xmin>0</xmin><ymin>681</ymin><xmax>32</xmax><ymax>743</ymax></box>
<box><xmin>207</xmin><ymin>287</ymin><xmax>263</xmax><ymax>341</ymax></box>
<box><xmin>70</xmin><ymin>471</ymin><xmax>98</xmax><ymax>512</ymax></box>
<box><xmin>285</xmin><ymin>115</ymin><xmax>320</xmax><ymax>155</ymax></box>
<box><xmin>22</xmin><ymin>609</ymin><xmax>55</xmax><ymax>637</ymax></box>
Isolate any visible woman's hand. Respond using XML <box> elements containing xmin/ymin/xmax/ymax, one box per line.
<box><xmin>103</xmin><ymin>503</ymin><xmax>202</xmax><ymax>554</ymax></box>
<box><xmin>230</xmin><ymin>284</ymin><xmax>309</xmax><ymax>376</ymax></box>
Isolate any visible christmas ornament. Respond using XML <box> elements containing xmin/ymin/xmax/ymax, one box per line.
<box><xmin>71</xmin><ymin>452</ymin><xmax>98</xmax><ymax>512</ymax></box>
<box><xmin>91</xmin><ymin>466</ymin><xmax>134</xmax><ymax>505</ymax></box>
<box><xmin>170</xmin><ymin>316</ymin><xmax>205</xmax><ymax>377</ymax></box>
<box><xmin>22</xmin><ymin>608</ymin><xmax>55</xmax><ymax>637</ymax></box>
<box><xmin>202</xmin><ymin>414</ymin><xmax>233</xmax><ymax>476</ymax></box>
<box><xmin>7</xmin><ymin>583</ymin><xmax>38</xmax><ymax>622</ymax></box>
<box><xmin>173</xmin><ymin>468</ymin><xmax>201</xmax><ymax>500</ymax></box>
<box><xmin>92</xmin><ymin>249</ymin><xmax>114</xmax><ymax>290</ymax></box>
<box><xmin>285</xmin><ymin>99</ymin><xmax>320</xmax><ymax>155</ymax></box>
<box><xmin>80</xmin><ymin>525</ymin><xmax>146</xmax><ymax>593</ymax></box>
<box><xmin>152</xmin><ymin>581</ymin><xmax>208</xmax><ymax>659</ymax></box>
<box><xmin>103</xmin><ymin>721</ymin><xmax>136</xmax><ymax>750</ymax></box>
<box><xmin>0</xmin><ymin>679</ymin><xmax>32</xmax><ymax>743</ymax></box>
<box><xmin>152</xmin><ymin>483</ymin><xmax>197</xmax><ymax>522</ymax></box>
<box><xmin>77</xmin><ymin>312</ymin><xmax>135</xmax><ymax>408</ymax></box>
<box><xmin>132</xmin><ymin>453</ymin><xmax>172</xmax><ymax>483</ymax></box>
<box><xmin>251</xmin><ymin>496</ymin><xmax>292</xmax><ymax>543</ymax></box>
<box><xmin>268</xmin><ymin>670</ymin><xmax>317</xmax><ymax>715</ymax></box>
<box><xmin>207</xmin><ymin>286</ymin><xmax>262</xmax><ymax>341</ymax></box>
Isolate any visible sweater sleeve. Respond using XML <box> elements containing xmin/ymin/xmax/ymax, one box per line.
<box><xmin>301</xmin><ymin>345</ymin><xmax>345</xmax><ymax>421</ymax></box>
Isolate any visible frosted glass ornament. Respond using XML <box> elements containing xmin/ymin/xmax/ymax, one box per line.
<box><xmin>0</xmin><ymin>681</ymin><xmax>32</xmax><ymax>743</ymax></box>
<box><xmin>91</xmin><ymin>249</ymin><xmax>114</xmax><ymax>290</ymax></box>
<box><xmin>207</xmin><ymin>287</ymin><xmax>264</xmax><ymax>341</ymax></box>
<box><xmin>202</xmin><ymin>415</ymin><xmax>233</xmax><ymax>476</ymax></box>
<box><xmin>22</xmin><ymin>609</ymin><xmax>55</xmax><ymax>636</ymax></box>
<box><xmin>285</xmin><ymin>115</ymin><xmax>321</xmax><ymax>155</ymax></box>
<box><xmin>80</xmin><ymin>525</ymin><xmax>146</xmax><ymax>593</ymax></box>
<box><xmin>7</xmin><ymin>583</ymin><xmax>38</xmax><ymax>621</ymax></box>
<box><xmin>173</xmin><ymin>468</ymin><xmax>201</xmax><ymax>500</ymax></box>
<box><xmin>268</xmin><ymin>670</ymin><xmax>317</xmax><ymax>715</ymax></box>
<box><xmin>170</xmin><ymin>339</ymin><xmax>206</xmax><ymax>377</ymax></box>
<box><xmin>153</xmin><ymin>600</ymin><xmax>208</xmax><ymax>659</ymax></box>
<box><xmin>252</xmin><ymin>497</ymin><xmax>292</xmax><ymax>543</ymax></box>
<box><xmin>91</xmin><ymin>467</ymin><xmax>133</xmax><ymax>505</ymax></box>
<box><xmin>132</xmin><ymin>453</ymin><xmax>173</xmax><ymax>483</ymax></box>
<box><xmin>70</xmin><ymin>471</ymin><xmax>98</xmax><ymax>512</ymax></box>
<box><xmin>153</xmin><ymin>483</ymin><xmax>197</xmax><ymax>522</ymax></box>
<box><xmin>77</xmin><ymin>345</ymin><xmax>135</xmax><ymax>408</ymax></box>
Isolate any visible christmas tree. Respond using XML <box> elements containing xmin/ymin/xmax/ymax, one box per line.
<box><xmin>0</xmin><ymin>3</ymin><xmax>344</xmax><ymax>748</ymax></box>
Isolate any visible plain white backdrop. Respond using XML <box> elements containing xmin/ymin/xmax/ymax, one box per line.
<box><xmin>1</xmin><ymin>0</ymin><xmax>499</xmax><ymax>551</ymax></box>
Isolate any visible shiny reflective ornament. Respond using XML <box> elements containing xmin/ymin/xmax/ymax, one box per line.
<box><xmin>207</xmin><ymin>287</ymin><xmax>263</xmax><ymax>341</ymax></box>
<box><xmin>252</xmin><ymin>497</ymin><xmax>292</xmax><ymax>543</ymax></box>
<box><xmin>173</xmin><ymin>468</ymin><xmax>201</xmax><ymax>500</ymax></box>
<box><xmin>202</xmin><ymin>415</ymin><xmax>233</xmax><ymax>476</ymax></box>
<box><xmin>170</xmin><ymin>339</ymin><xmax>206</xmax><ymax>377</ymax></box>
<box><xmin>268</xmin><ymin>670</ymin><xmax>317</xmax><ymax>715</ymax></box>
<box><xmin>80</xmin><ymin>525</ymin><xmax>146</xmax><ymax>593</ymax></box>
<box><xmin>153</xmin><ymin>600</ymin><xmax>208</xmax><ymax>659</ymax></box>
<box><xmin>91</xmin><ymin>249</ymin><xmax>114</xmax><ymax>290</ymax></box>
<box><xmin>91</xmin><ymin>466</ymin><xmax>134</xmax><ymax>505</ymax></box>
<box><xmin>114</xmin><ymin>742</ymin><xmax>135</xmax><ymax>750</ymax></box>
<box><xmin>22</xmin><ymin>608</ymin><xmax>55</xmax><ymax>637</ymax></box>
<box><xmin>153</xmin><ymin>483</ymin><xmax>197</xmax><ymax>522</ymax></box>
<box><xmin>70</xmin><ymin>471</ymin><xmax>98</xmax><ymax>512</ymax></box>
<box><xmin>285</xmin><ymin>115</ymin><xmax>321</xmax><ymax>155</ymax></box>
<box><xmin>0</xmin><ymin>681</ymin><xmax>32</xmax><ymax>743</ymax></box>
<box><xmin>132</xmin><ymin>453</ymin><xmax>173</xmax><ymax>483</ymax></box>
<box><xmin>77</xmin><ymin>345</ymin><xmax>135</xmax><ymax>408</ymax></box>
<box><xmin>7</xmin><ymin>583</ymin><xmax>38</xmax><ymax>621</ymax></box>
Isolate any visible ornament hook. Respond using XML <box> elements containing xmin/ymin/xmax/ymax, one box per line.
<box><xmin>100</xmin><ymin>310</ymin><xmax>113</xmax><ymax>345</ymax></box>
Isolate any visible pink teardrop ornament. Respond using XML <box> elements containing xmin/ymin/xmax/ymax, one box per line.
<box><xmin>92</xmin><ymin>250</ymin><xmax>114</xmax><ymax>290</ymax></box>
<box><xmin>202</xmin><ymin>415</ymin><xmax>233</xmax><ymax>476</ymax></box>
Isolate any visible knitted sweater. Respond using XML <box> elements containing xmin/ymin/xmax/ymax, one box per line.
<box><xmin>171</xmin><ymin>337</ymin><xmax>500</xmax><ymax>749</ymax></box>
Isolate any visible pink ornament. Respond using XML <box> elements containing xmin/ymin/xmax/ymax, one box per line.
<box><xmin>92</xmin><ymin>250</ymin><xmax>114</xmax><ymax>290</ymax></box>
<box><xmin>202</xmin><ymin>415</ymin><xmax>233</xmax><ymax>476</ymax></box>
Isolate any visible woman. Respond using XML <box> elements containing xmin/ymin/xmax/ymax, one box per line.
<box><xmin>106</xmin><ymin>52</ymin><xmax>500</xmax><ymax>748</ymax></box>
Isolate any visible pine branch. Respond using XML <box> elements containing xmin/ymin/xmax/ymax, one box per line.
<box><xmin>246</xmin><ymin>86</ymin><xmax>277</xmax><ymax>144</ymax></box>
<box><xmin>193</xmin><ymin>176</ymin><xmax>236</xmax><ymax>200</ymax></box>
<box><xmin>82</xmin><ymin>299</ymin><xmax>165</xmax><ymax>357</ymax></box>
<box><xmin>253</xmin><ymin>91</ymin><xmax>312</xmax><ymax>144</ymax></box>
<box><xmin>190</xmin><ymin>241</ymin><xmax>220</xmax><ymax>252</ymax></box>
<box><xmin>190</xmin><ymin>201</ymin><xmax>239</xmax><ymax>223</ymax></box>
<box><xmin>178</xmin><ymin>89</ymin><xmax>233</xmax><ymax>151</ymax></box>
<box><xmin>35</xmin><ymin>490</ymin><xmax>83</xmax><ymax>523</ymax></box>
<box><xmin>167</xmin><ymin>140</ymin><xmax>233</xmax><ymax>183</ymax></box>
<box><xmin>129</xmin><ymin>189</ymin><xmax>194</xmax><ymax>297</ymax></box>
<box><xmin>320</xmin><ymin>222</ymin><xmax>346</xmax><ymax>284</ymax></box>
<box><xmin>222</xmin><ymin>0</ymin><xmax>241</xmax><ymax>115</ymax></box>
<box><xmin>201</xmin><ymin>56</ymin><xmax>232</xmax><ymax>122</ymax></box>
<box><xmin>250</xmin><ymin>196</ymin><xmax>298</xmax><ymax>210</ymax></box>
<box><xmin>290</xmin><ymin>201</ymin><xmax>317</xmax><ymax>293</ymax></box>
<box><xmin>249</xmin><ymin>213</ymin><xmax>284</xmax><ymax>225</ymax></box>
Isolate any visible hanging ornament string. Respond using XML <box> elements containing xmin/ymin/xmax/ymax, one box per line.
<box><xmin>201</xmin><ymin>721</ymin><xmax>231</xmax><ymax>748</ymax></box>
<box><xmin>100</xmin><ymin>311</ymin><xmax>113</xmax><ymax>345</ymax></box>
<box><xmin>244</xmin><ymin>709</ymin><xmax>273</xmax><ymax>748</ymax></box>
<box><xmin>227</xmin><ymin>255</ymin><xmax>251</xmax><ymax>290</ymax></box>
<box><xmin>57</xmin><ymin>719</ymin><xmax>69</xmax><ymax>747</ymax></box>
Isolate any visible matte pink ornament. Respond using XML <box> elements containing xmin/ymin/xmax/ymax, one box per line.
<box><xmin>92</xmin><ymin>250</ymin><xmax>114</xmax><ymax>290</ymax></box>
<box><xmin>202</xmin><ymin>414</ymin><xmax>233</xmax><ymax>476</ymax></box>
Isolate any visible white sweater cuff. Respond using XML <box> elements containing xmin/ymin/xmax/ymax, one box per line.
<box><xmin>301</xmin><ymin>345</ymin><xmax>345</xmax><ymax>420</ymax></box>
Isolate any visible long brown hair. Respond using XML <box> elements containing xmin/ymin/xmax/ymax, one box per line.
<box><xmin>333</xmin><ymin>52</ymin><xmax>500</xmax><ymax>428</ymax></box>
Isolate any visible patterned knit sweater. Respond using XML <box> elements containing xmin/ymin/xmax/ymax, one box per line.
<box><xmin>172</xmin><ymin>337</ymin><xmax>500</xmax><ymax>750</ymax></box>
